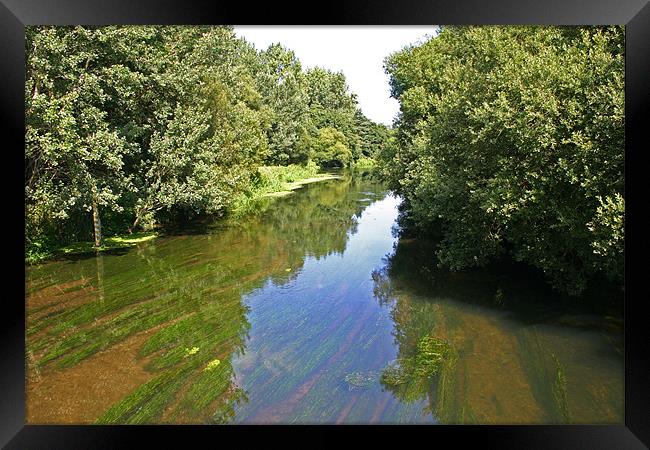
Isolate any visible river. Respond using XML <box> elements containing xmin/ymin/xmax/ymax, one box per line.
<box><xmin>25</xmin><ymin>173</ymin><xmax>623</xmax><ymax>424</ymax></box>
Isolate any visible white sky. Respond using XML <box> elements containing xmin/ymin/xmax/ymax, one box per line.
<box><xmin>233</xmin><ymin>26</ymin><xmax>438</xmax><ymax>126</ymax></box>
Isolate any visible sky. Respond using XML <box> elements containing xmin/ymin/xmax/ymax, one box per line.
<box><xmin>233</xmin><ymin>26</ymin><xmax>438</xmax><ymax>126</ymax></box>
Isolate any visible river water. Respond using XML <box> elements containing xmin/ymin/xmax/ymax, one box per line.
<box><xmin>25</xmin><ymin>174</ymin><xmax>623</xmax><ymax>424</ymax></box>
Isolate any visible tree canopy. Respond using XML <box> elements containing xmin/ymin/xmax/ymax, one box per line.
<box><xmin>379</xmin><ymin>26</ymin><xmax>624</xmax><ymax>295</ymax></box>
<box><xmin>25</xmin><ymin>26</ymin><xmax>391</xmax><ymax>258</ymax></box>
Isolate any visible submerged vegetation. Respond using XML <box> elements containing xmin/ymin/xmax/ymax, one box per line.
<box><xmin>381</xmin><ymin>337</ymin><xmax>452</xmax><ymax>387</ymax></box>
<box><xmin>26</xmin><ymin>177</ymin><xmax>383</xmax><ymax>423</ymax></box>
<box><xmin>26</xmin><ymin>173</ymin><xmax>623</xmax><ymax>424</ymax></box>
<box><xmin>371</xmin><ymin>232</ymin><xmax>622</xmax><ymax>424</ymax></box>
<box><xmin>25</xmin><ymin>26</ymin><xmax>624</xmax><ymax>425</ymax></box>
<box><xmin>379</xmin><ymin>26</ymin><xmax>624</xmax><ymax>295</ymax></box>
<box><xmin>380</xmin><ymin>336</ymin><xmax>454</xmax><ymax>405</ymax></box>
<box><xmin>25</xmin><ymin>26</ymin><xmax>390</xmax><ymax>263</ymax></box>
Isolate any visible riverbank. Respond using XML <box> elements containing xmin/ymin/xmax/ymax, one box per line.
<box><xmin>259</xmin><ymin>174</ymin><xmax>343</xmax><ymax>198</ymax></box>
<box><xmin>25</xmin><ymin>232</ymin><xmax>159</xmax><ymax>265</ymax></box>
<box><xmin>25</xmin><ymin>164</ymin><xmax>345</xmax><ymax>265</ymax></box>
<box><xmin>230</xmin><ymin>163</ymin><xmax>343</xmax><ymax>214</ymax></box>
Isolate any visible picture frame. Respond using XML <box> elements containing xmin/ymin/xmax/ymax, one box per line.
<box><xmin>2</xmin><ymin>0</ymin><xmax>648</xmax><ymax>447</ymax></box>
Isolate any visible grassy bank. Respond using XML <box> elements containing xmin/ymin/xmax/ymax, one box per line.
<box><xmin>352</xmin><ymin>156</ymin><xmax>376</xmax><ymax>170</ymax></box>
<box><xmin>26</xmin><ymin>232</ymin><xmax>159</xmax><ymax>265</ymax></box>
<box><xmin>26</xmin><ymin>163</ymin><xmax>343</xmax><ymax>265</ymax></box>
<box><xmin>231</xmin><ymin>162</ymin><xmax>342</xmax><ymax>214</ymax></box>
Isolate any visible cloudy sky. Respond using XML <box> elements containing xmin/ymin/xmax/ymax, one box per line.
<box><xmin>233</xmin><ymin>26</ymin><xmax>438</xmax><ymax>126</ymax></box>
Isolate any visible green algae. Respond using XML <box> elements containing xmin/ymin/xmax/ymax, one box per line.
<box><xmin>28</xmin><ymin>174</ymin><xmax>387</xmax><ymax>424</ymax></box>
<box><xmin>380</xmin><ymin>337</ymin><xmax>452</xmax><ymax>390</ymax></box>
<box><xmin>344</xmin><ymin>371</ymin><xmax>377</xmax><ymax>390</ymax></box>
<box><xmin>26</xmin><ymin>172</ymin><xmax>623</xmax><ymax>425</ymax></box>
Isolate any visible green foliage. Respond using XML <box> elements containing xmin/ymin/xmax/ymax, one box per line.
<box><xmin>353</xmin><ymin>156</ymin><xmax>377</xmax><ymax>170</ymax></box>
<box><xmin>380</xmin><ymin>26</ymin><xmax>625</xmax><ymax>295</ymax></box>
<box><xmin>230</xmin><ymin>162</ymin><xmax>326</xmax><ymax>214</ymax></box>
<box><xmin>380</xmin><ymin>336</ymin><xmax>453</xmax><ymax>402</ymax></box>
<box><xmin>256</xmin><ymin>44</ymin><xmax>311</xmax><ymax>164</ymax></box>
<box><xmin>308</xmin><ymin>127</ymin><xmax>352</xmax><ymax>168</ymax></box>
<box><xmin>354</xmin><ymin>109</ymin><xmax>392</xmax><ymax>158</ymax></box>
<box><xmin>304</xmin><ymin>68</ymin><xmax>363</xmax><ymax>159</ymax></box>
<box><xmin>387</xmin><ymin>336</ymin><xmax>451</xmax><ymax>381</ymax></box>
<box><xmin>25</xmin><ymin>26</ymin><xmax>390</xmax><ymax>262</ymax></box>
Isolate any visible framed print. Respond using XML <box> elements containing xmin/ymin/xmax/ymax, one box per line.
<box><xmin>1</xmin><ymin>0</ymin><xmax>648</xmax><ymax>447</ymax></box>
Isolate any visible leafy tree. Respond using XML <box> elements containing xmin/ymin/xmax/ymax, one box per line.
<box><xmin>380</xmin><ymin>26</ymin><xmax>624</xmax><ymax>295</ymax></box>
<box><xmin>256</xmin><ymin>44</ymin><xmax>311</xmax><ymax>165</ymax></box>
<box><xmin>308</xmin><ymin>127</ymin><xmax>352</xmax><ymax>168</ymax></box>
<box><xmin>25</xmin><ymin>25</ymin><xmax>390</xmax><ymax>259</ymax></box>
<box><xmin>25</xmin><ymin>26</ymin><xmax>157</xmax><ymax>247</ymax></box>
<box><xmin>354</xmin><ymin>109</ymin><xmax>392</xmax><ymax>158</ymax></box>
<box><xmin>304</xmin><ymin>67</ymin><xmax>361</xmax><ymax>160</ymax></box>
<box><xmin>129</xmin><ymin>27</ymin><xmax>268</xmax><ymax>230</ymax></box>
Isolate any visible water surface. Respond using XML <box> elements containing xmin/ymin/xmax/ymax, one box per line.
<box><xmin>26</xmin><ymin>174</ymin><xmax>623</xmax><ymax>424</ymax></box>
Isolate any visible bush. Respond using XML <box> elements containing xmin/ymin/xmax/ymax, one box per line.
<box><xmin>381</xmin><ymin>26</ymin><xmax>624</xmax><ymax>295</ymax></box>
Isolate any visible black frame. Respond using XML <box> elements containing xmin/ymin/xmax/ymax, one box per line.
<box><xmin>2</xmin><ymin>1</ymin><xmax>648</xmax><ymax>448</ymax></box>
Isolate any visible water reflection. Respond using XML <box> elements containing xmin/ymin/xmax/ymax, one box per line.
<box><xmin>26</xmin><ymin>174</ymin><xmax>392</xmax><ymax>423</ymax></box>
<box><xmin>371</xmin><ymin>237</ymin><xmax>623</xmax><ymax>424</ymax></box>
<box><xmin>228</xmin><ymin>191</ymin><xmax>425</xmax><ymax>423</ymax></box>
<box><xmin>25</xmin><ymin>173</ymin><xmax>623</xmax><ymax>424</ymax></box>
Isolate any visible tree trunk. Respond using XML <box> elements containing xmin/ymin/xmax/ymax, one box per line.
<box><xmin>128</xmin><ymin>215</ymin><xmax>140</xmax><ymax>235</ymax></box>
<box><xmin>92</xmin><ymin>195</ymin><xmax>102</xmax><ymax>248</ymax></box>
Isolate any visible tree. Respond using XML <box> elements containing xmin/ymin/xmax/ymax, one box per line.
<box><xmin>26</xmin><ymin>26</ymin><xmax>151</xmax><ymax>246</ymax></box>
<box><xmin>354</xmin><ymin>109</ymin><xmax>392</xmax><ymax>158</ymax></box>
<box><xmin>256</xmin><ymin>44</ymin><xmax>311</xmax><ymax>165</ymax></box>
<box><xmin>380</xmin><ymin>26</ymin><xmax>624</xmax><ymax>295</ymax></box>
<box><xmin>304</xmin><ymin>67</ymin><xmax>361</xmax><ymax>160</ymax></box>
<box><xmin>25</xmin><ymin>25</ymin><xmax>391</xmax><ymax>259</ymax></box>
<box><xmin>308</xmin><ymin>127</ymin><xmax>352</xmax><ymax>168</ymax></box>
<box><xmin>129</xmin><ymin>27</ymin><xmax>268</xmax><ymax>229</ymax></box>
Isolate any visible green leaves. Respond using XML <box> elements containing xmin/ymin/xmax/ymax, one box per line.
<box><xmin>380</xmin><ymin>26</ymin><xmax>624</xmax><ymax>295</ymax></box>
<box><xmin>25</xmin><ymin>26</ymin><xmax>390</xmax><ymax>261</ymax></box>
<box><xmin>308</xmin><ymin>127</ymin><xmax>352</xmax><ymax>168</ymax></box>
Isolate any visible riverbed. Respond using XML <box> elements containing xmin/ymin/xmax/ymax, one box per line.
<box><xmin>25</xmin><ymin>174</ymin><xmax>623</xmax><ymax>424</ymax></box>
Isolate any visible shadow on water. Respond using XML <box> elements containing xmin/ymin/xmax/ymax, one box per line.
<box><xmin>371</xmin><ymin>235</ymin><xmax>624</xmax><ymax>424</ymax></box>
<box><xmin>45</xmin><ymin>247</ymin><xmax>133</xmax><ymax>264</ymax></box>
<box><xmin>381</xmin><ymin>236</ymin><xmax>623</xmax><ymax>324</ymax></box>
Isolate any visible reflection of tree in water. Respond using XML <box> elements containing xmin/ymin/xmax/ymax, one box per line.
<box><xmin>26</xmin><ymin>173</ymin><xmax>383</xmax><ymax>423</ymax></box>
<box><xmin>372</xmin><ymin>264</ymin><xmax>449</xmax><ymax>413</ymax></box>
<box><xmin>373</xmin><ymin>235</ymin><xmax>624</xmax><ymax>424</ymax></box>
<box><xmin>224</xmin><ymin>174</ymin><xmax>383</xmax><ymax>266</ymax></box>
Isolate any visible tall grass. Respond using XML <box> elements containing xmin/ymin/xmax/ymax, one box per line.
<box><xmin>231</xmin><ymin>162</ymin><xmax>322</xmax><ymax>214</ymax></box>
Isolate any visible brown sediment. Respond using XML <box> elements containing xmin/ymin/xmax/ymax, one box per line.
<box><xmin>580</xmin><ymin>381</ymin><xmax>623</xmax><ymax>424</ymax></box>
<box><xmin>27</xmin><ymin>278</ymin><xmax>97</xmax><ymax>316</ymax></box>
<box><xmin>26</xmin><ymin>325</ymin><xmax>163</xmax><ymax>424</ymax></box>
<box><xmin>439</xmin><ymin>306</ymin><xmax>546</xmax><ymax>424</ymax></box>
<box><xmin>531</xmin><ymin>326</ymin><xmax>624</xmax><ymax>424</ymax></box>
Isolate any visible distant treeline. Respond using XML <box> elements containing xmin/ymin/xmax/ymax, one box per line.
<box><xmin>25</xmin><ymin>26</ymin><xmax>391</xmax><ymax>258</ymax></box>
<box><xmin>379</xmin><ymin>26</ymin><xmax>624</xmax><ymax>295</ymax></box>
